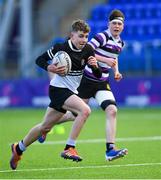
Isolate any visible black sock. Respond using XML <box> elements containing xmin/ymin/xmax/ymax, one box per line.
<box><xmin>16</xmin><ymin>143</ymin><xmax>23</xmax><ymax>155</ymax></box>
<box><xmin>106</xmin><ymin>143</ymin><xmax>115</xmax><ymax>152</ymax></box>
<box><xmin>64</xmin><ymin>144</ymin><xmax>75</xmax><ymax>150</ymax></box>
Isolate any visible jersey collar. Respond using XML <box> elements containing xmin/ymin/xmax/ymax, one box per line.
<box><xmin>68</xmin><ymin>39</ymin><xmax>82</xmax><ymax>52</ymax></box>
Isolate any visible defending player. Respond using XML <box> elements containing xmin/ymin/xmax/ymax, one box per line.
<box><xmin>10</xmin><ymin>19</ymin><xmax>102</xmax><ymax>170</ymax></box>
<box><xmin>77</xmin><ymin>9</ymin><xmax>128</xmax><ymax>161</ymax></box>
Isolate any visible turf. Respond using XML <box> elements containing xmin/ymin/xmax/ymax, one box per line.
<box><xmin>0</xmin><ymin>108</ymin><xmax>161</xmax><ymax>179</ymax></box>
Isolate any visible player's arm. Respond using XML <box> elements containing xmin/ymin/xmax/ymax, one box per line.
<box><xmin>87</xmin><ymin>56</ymin><xmax>102</xmax><ymax>78</ymax></box>
<box><xmin>112</xmin><ymin>59</ymin><xmax>122</xmax><ymax>81</ymax></box>
<box><xmin>95</xmin><ymin>54</ymin><xmax>117</xmax><ymax>67</ymax></box>
<box><xmin>35</xmin><ymin>52</ymin><xmax>50</xmax><ymax>71</ymax></box>
<box><xmin>35</xmin><ymin>50</ymin><xmax>66</xmax><ymax>75</ymax></box>
<box><xmin>86</xmin><ymin>45</ymin><xmax>102</xmax><ymax>78</ymax></box>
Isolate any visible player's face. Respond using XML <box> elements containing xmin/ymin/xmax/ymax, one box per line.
<box><xmin>109</xmin><ymin>21</ymin><xmax>124</xmax><ymax>38</ymax></box>
<box><xmin>71</xmin><ymin>31</ymin><xmax>89</xmax><ymax>50</ymax></box>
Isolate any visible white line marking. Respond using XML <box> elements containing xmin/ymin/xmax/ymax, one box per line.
<box><xmin>0</xmin><ymin>162</ymin><xmax>161</xmax><ymax>173</ymax></box>
<box><xmin>34</xmin><ymin>136</ymin><xmax>161</xmax><ymax>145</ymax></box>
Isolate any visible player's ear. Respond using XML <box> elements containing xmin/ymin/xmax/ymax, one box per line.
<box><xmin>70</xmin><ymin>32</ymin><xmax>74</xmax><ymax>38</ymax></box>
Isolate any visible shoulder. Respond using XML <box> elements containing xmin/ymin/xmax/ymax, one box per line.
<box><xmin>82</xmin><ymin>44</ymin><xmax>94</xmax><ymax>57</ymax></box>
<box><xmin>91</xmin><ymin>30</ymin><xmax>110</xmax><ymax>46</ymax></box>
<box><xmin>101</xmin><ymin>30</ymin><xmax>110</xmax><ymax>39</ymax></box>
<box><xmin>85</xmin><ymin>43</ymin><xmax>94</xmax><ymax>50</ymax></box>
<box><xmin>97</xmin><ymin>30</ymin><xmax>110</xmax><ymax>40</ymax></box>
<box><xmin>84</xmin><ymin>44</ymin><xmax>94</xmax><ymax>54</ymax></box>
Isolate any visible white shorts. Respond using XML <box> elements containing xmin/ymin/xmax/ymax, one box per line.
<box><xmin>95</xmin><ymin>90</ymin><xmax>115</xmax><ymax>106</ymax></box>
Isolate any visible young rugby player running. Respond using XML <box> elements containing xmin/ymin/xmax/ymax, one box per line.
<box><xmin>38</xmin><ymin>9</ymin><xmax>128</xmax><ymax>161</ymax></box>
<box><xmin>10</xmin><ymin>19</ymin><xmax>101</xmax><ymax>170</ymax></box>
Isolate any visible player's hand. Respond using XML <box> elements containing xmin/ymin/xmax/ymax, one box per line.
<box><xmin>88</xmin><ymin>56</ymin><xmax>98</xmax><ymax>68</ymax></box>
<box><xmin>114</xmin><ymin>72</ymin><xmax>122</xmax><ymax>82</ymax></box>
<box><xmin>106</xmin><ymin>58</ymin><xmax>117</xmax><ymax>67</ymax></box>
<box><xmin>47</xmin><ymin>64</ymin><xmax>66</xmax><ymax>76</ymax></box>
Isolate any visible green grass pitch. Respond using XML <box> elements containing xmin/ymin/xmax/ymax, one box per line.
<box><xmin>0</xmin><ymin>108</ymin><xmax>161</xmax><ymax>179</ymax></box>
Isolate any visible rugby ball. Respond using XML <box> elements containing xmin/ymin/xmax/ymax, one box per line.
<box><xmin>52</xmin><ymin>51</ymin><xmax>72</xmax><ymax>76</ymax></box>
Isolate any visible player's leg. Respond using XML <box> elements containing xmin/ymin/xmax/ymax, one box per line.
<box><xmin>37</xmin><ymin>110</ymin><xmax>75</xmax><ymax>143</ymax></box>
<box><xmin>95</xmin><ymin>90</ymin><xmax>128</xmax><ymax>161</ymax></box>
<box><xmin>10</xmin><ymin>107</ymin><xmax>64</xmax><ymax>170</ymax></box>
<box><xmin>10</xmin><ymin>107</ymin><xmax>64</xmax><ymax>169</ymax></box>
<box><xmin>57</xmin><ymin>111</ymin><xmax>76</xmax><ymax>124</ymax></box>
<box><xmin>60</xmin><ymin>95</ymin><xmax>91</xmax><ymax>161</ymax></box>
<box><xmin>23</xmin><ymin>107</ymin><xmax>64</xmax><ymax>147</ymax></box>
<box><xmin>105</xmin><ymin>104</ymin><xmax>128</xmax><ymax>161</ymax></box>
<box><xmin>57</xmin><ymin>98</ymin><xmax>89</xmax><ymax>124</ymax></box>
<box><xmin>37</xmin><ymin>98</ymin><xmax>90</xmax><ymax>143</ymax></box>
<box><xmin>10</xmin><ymin>85</ymin><xmax>68</xmax><ymax>170</ymax></box>
<box><xmin>37</xmin><ymin>80</ymin><xmax>91</xmax><ymax>144</ymax></box>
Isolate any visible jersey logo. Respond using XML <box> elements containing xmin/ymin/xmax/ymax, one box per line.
<box><xmin>106</xmin><ymin>84</ymin><xmax>111</xmax><ymax>90</ymax></box>
<box><xmin>81</xmin><ymin>59</ymin><xmax>85</xmax><ymax>66</ymax></box>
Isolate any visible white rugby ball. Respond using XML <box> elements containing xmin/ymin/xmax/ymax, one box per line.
<box><xmin>52</xmin><ymin>51</ymin><xmax>72</xmax><ymax>76</ymax></box>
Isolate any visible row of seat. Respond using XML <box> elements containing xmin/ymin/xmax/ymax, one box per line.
<box><xmin>91</xmin><ymin>3</ymin><xmax>161</xmax><ymax>20</ymax></box>
<box><xmin>118</xmin><ymin>42</ymin><xmax>161</xmax><ymax>72</ymax></box>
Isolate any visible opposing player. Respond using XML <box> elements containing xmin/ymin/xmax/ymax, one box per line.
<box><xmin>77</xmin><ymin>9</ymin><xmax>128</xmax><ymax>161</ymax></box>
<box><xmin>38</xmin><ymin>9</ymin><xmax>128</xmax><ymax>161</ymax></box>
<box><xmin>10</xmin><ymin>19</ymin><xmax>102</xmax><ymax>170</ymax></box>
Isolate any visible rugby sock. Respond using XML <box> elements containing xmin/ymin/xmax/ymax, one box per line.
<box><xmin>64</xmin><ymin>144</ymin><xmax>75</xmax><ymax>150</ymax></box>
<box><xmin>16</xmin><ymin>145</ymin><xmax>23</xmax><ymax>155</ymax></box>
<box><xmin>16</xmin><ymin>140</ymin><xmax>26</xmax><ymax>155</ymax></box>
<box><xmin>106</xmin><ymin>142</ymin><xmax>115</xmax><ymax>152</ymax></box>
<box><xmin>65</xmin><ymin>138</ymin><xmax>76</xmax><ymax>150</ymax></box>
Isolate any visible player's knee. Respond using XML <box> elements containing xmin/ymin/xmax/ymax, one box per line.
<box><xmin>101</xmin><ymin>100</ymin><xmax>117</xmax><ymax>117</ymax></box>
<box><xmin>105</xmin><ymin>104</ymin><xmax>117</xmax><ymax>117</ymax></box>
<box><xmin>81</xmin><ymin>105</ymin><xmax>91</xmax><ymax>120</ymax></box>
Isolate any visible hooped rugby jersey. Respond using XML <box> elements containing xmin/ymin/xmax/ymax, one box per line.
<box><xmin>36</xmin><ymin>39</ymin><xmax>101</xmax><ymax>94</ymax></box>
<box><xmin>86</xmin><ymin>29</ymin><xmax>124</xmax><ymax>82</ymax></box>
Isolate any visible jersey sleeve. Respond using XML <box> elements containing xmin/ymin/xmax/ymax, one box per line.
<box><xmin>35</xmin><ymin>44</ymin><xmax>60</xmax><ymax>71</ymax></box>
<box><xmin>47</xmin><ymin>44</ymin><xmax>60</xmax><ymax>59</ymax></box>
<box><xmin>86</xmin><ymin>44</ymin><xmax>102</xmax><ymax>78</ymax></box>
<box><xmin>35</xmin><ymin>51</ymin><xmax>51</xmax><ymax>71</ymax></box>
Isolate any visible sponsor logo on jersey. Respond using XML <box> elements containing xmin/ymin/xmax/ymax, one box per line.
<box><xmin>81</xmin><ymin>59</ymin><xmax>85</xmax><ymax>66</ymax></box>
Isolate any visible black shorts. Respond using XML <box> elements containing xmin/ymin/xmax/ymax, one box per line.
<box><xmin>78</xmin><ymin>76</ymin><xmax>111</xmax><ymax>99</ymax></box>
<box><xmin>49</xmin><ymin>85</ymin><xmax>74</xmax><ymax>113</ymax></box>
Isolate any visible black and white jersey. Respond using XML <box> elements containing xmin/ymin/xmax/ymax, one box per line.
<box><xmin>36</xmin><ymin>39</ymin><xmax>100</xmax><ymax>93</ymax></box>
<box><xmin>86</xmin><ymin>29</ymin><xmax>124</xmax><ymax>82</ymax></box>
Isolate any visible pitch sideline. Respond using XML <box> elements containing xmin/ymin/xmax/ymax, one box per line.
<box><xmin>34</xmin><ymin>136</ymin><xmax>161</xmax><ymax>145</ymax></box>
<box><xmin>0</xmin><ymin>162</ymin><xmax>161</xmax><ymax>173</ymax></box>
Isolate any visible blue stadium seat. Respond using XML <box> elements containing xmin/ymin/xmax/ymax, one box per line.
<box><xmin>90</xmin><ymin>4</ymin><xmax>107</xmax><ymax>21</ymax></box>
